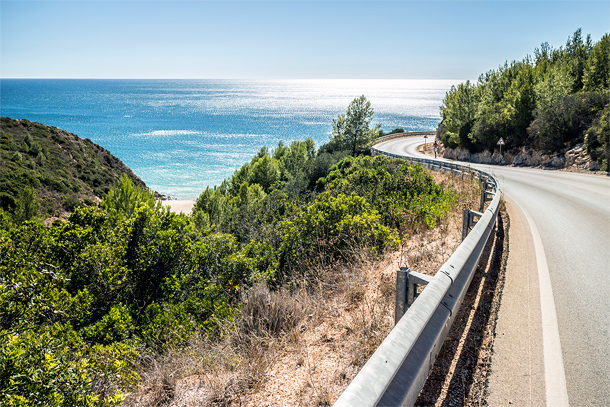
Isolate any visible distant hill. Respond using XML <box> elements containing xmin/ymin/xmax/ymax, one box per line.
<box><xmin>0</xmin><ymin>117</ymin><xmax>147</xmax><ymax>219</ymax></box>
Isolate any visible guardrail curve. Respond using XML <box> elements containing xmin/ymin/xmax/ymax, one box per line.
<box><xmin>333</xmin><ymin>137</ymin><xmax>502</xmax><ymax>407</ymax></box>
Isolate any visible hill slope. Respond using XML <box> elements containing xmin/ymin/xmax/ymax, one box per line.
<box><xmin>0</xmin><ymin>117</ymin><xmax>146</xmax><ymax>219</ymax></box>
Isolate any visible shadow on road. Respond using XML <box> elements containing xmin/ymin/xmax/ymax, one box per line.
<box><xmin>416</xmin><ymin>210</ymin><xmax>508</xmax><ymax>407</ymax></box>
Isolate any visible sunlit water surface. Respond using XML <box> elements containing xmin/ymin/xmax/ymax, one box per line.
<box><xmin>1</xmin><ymin>79</ymin><xmax>460</xmax><ymax>199</ymax></box>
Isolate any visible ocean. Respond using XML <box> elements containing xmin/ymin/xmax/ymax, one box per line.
<box><xmin>0</xmin><ymin>79</ymin><xmax>459</xmax><ymax>199</ymax></box>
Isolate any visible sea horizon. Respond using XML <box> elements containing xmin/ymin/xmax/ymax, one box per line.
<box><xmin>1</xmin><ymin>77</ymin><xmax>469</xmax><ymax>81</ymax></box>
<box><xmin>0</xmin><ymin>78</ymin><xmax>462</xmax><ymax>199</ymax></box>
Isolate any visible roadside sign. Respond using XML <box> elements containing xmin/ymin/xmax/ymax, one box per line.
<box><xmin>497</xmin><ymin>137</ymin><xmax>505</xmax><ymax>155</ymax></box>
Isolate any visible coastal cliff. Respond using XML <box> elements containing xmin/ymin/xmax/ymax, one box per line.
<box><xmin>0</xmin><ymin>117</ymin><xmax>146</xmax><ymax>220</ymax></box>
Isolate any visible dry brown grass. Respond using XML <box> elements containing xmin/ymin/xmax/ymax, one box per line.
<box><xmin>122</xmin><ymin>170</ymin><xmax>482</xmax><ymax>407</ymax></box>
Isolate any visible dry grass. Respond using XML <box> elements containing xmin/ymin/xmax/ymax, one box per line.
<box><xmin>122</xmin><ymin>170</ymin><xmax>482</xmax><ymax>407</ymax></box>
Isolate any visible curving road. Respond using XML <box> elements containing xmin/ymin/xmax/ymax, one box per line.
<box><xmin>375</xmin><ymin>136</ymin><xmax>610</xmax><ymax>407</ymax></box>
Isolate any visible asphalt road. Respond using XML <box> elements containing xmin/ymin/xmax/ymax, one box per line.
<box><xmin>375</xmin><ymin>136</ymin><xmax>610</xmax><ymax>407</ymax></box>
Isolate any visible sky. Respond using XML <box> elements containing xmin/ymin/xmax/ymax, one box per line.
<box><xmin>1</xmin><ymin>0</ymin><xmax>608</xmax><ymax>80</ymax></box>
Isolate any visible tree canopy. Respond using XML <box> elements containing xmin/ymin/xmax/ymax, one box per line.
<box><xmin>328</xmin><ymin>96</ymin><xmax>381</xmax><ymax>156</ymax></box>
<box><xmin>437</xmin><ymin>29</ymin><xmax>609</xmax><ymax>170</ymax></box>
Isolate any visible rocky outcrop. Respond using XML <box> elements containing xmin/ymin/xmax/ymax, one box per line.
<box><xmin>564</xmin><ymin>144</ymin><xmax>600</xmax><ymax>171</ymax></box>
<box><xmin>442</xmin><ymin>143</ymin><xmax>601</xmax><ymax>172</ymax></box>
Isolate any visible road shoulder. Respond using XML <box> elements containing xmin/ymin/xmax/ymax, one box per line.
<box><xmin>487</xmin><ymin>199</ymin><xmax>546</xmax><ymax>406</ymax></box>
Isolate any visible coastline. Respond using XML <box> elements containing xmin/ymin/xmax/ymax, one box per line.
<box><xmin>163</xmin><ymin>199</ymin><xmax>195</xmax><ymax>214</ymax></box>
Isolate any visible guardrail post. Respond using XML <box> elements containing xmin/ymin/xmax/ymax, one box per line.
<box><xmin>407</xmin><ymin>269</ymin><xmax>416</xmax><ymax>308</ymax></box>
<box><xmin>480</xmin><ymin>189</ymin><xmax>495</xmax><ymax>212</ymax></box>
<box><xmin>479</xmin><ymin>189</ymin><xmax>487</xmax><ymax>212</ymax></box>
<box><xmin>462</xmin><ymin>209</ymin><xmax>470</xmax><ymax>241</ymax></box>
<box><xmin>462</xmin><ymin>209</ymin><xmax>484</xmax><ymax>240</ymax></box>
<box><xmin>395</xmin><ymin>266</ymin><xmax>410</xmax><ymax>325</ymax></box>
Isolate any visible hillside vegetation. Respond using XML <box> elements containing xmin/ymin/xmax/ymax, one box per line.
<box><xmin>0</xmin><ymin>97</ymin><xmax>469</xmax><ymax>406</ymax></box>
<box><xmin>0</xmin><ymin>117</ymin><xmax>146</xmax><ymax>222</ymax></box>
<box><xmin>438</xmin><ymin>29</ymin><xmax>609</xmax><ymax>170</ymax></box>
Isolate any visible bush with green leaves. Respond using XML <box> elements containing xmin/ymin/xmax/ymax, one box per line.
<box><xmin>0</xmin><ymin>178</ymin><xmax>272</xmax><ymax>405</ymax></box>
<box><xmin>584</xmin><ymin>103</ymin><xmax>610</xmax><ymax>170</ymax></box>
<box><xmin>0</xmin><ymin>213</ymin><xmax>140</xmax><ymax>406</ymax></box>
<box><xmin>322</xmin><ymin>155</ymin><xmax>456</xmax><ymax>230</ymax></box>
<box><xmin>279</xmin><ymin>192</ymin><xmax>399</xmax><ymax>276</ymax></box>
<box><xmin>529</xmin><ymin>92</ymin><xmax>607</xmax><ymax>152</ymax></box>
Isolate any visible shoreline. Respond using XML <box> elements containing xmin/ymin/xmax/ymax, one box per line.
<box><xmin>162</xmin><ymin>199</ymin><xmax>196</xmax><ymax>214</ymax></box>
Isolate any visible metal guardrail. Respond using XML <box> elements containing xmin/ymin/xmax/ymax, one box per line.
<box><xmin>375</xmin><ymin>131</ymin><xmax>435</xmax><ymax>145</ymax></box>
<box><xmin>333</xmin><ymin>141</ymin><xmax>501</xmax><ymax>407</ymax></box>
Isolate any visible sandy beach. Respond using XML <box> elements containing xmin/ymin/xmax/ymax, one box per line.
<box><xmin>163</xmin><ymin>199</ymin><xmax>196</xmax><ymax>214</ymax></box>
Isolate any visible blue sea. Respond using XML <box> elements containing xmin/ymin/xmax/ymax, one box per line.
<box><xmin>0</xmin><ymin>79</ymin><xmax>459</xmax><ymax>199</ymax></box>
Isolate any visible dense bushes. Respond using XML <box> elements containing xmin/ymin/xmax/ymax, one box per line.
<box><xmin>438</xmin><ymin>29</ymin><xmax>609</xmax><ymax>163</ymax></box>
<box><xmin>529</xmin><ymin>91</ymin><xmax>607</xmax><ymax>151</ymax></box>
<box><xmin>191</xmin><ymin>152</ymin><xmax>455</xmax><ymax>285</ymax></box>
<box><xmin>279</xmin><ymin>192</ymin><xmax>399</xmax><ymax>274</ymax></box>
<box><xmin>322</xmin><ymin>155</ymin><xmax>455</xmax><ymax>230</ymax></box>
<box><xmin>584</xmin><ymin>104</ymin><xmax>610</xmax><ymax>170</ymax></box>
<box><xmin>3</xmin><ymin>161</ymin><xmax>436</xmax><ymax>404</ymax></box>
<box><xmin>1</xmin><ymin>187</ymin><xmax>266</xmax><ymax>405</ymax></box>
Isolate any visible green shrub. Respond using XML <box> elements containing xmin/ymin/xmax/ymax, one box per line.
<box><xmin>584</xmin><ymin>103</ymin><xmax>610</xmax><ymax>170</ymax></box>
<box><xmin>529</xmin><ymin>92</ymin><xmax>607</xmax><ymax>152</ymax></box>
<box><xmin>0</xmin><ymin>192</ymin><xmax>16</xmax><ymax>212</ymax></box>
<box><xmin>62</xmin><ymin>195</ymin><xmax>81</xmax><ymax>212</ymax></box>
<box><xmin>324</xmin><ymin>155</ymin><xmax>456</xmax><ymax>229</ymax></box>
<box><xmin>11</xmin><ymin>152</ymin><xmax>22</xmax><ymax>162</ymax></box>
<box><xmin>279</xmin><ymin>192</ymin><xmax>399</xmax><ymax>275</ymax></box>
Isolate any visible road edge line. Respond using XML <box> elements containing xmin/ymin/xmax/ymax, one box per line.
<box><xmin>513</xmin><ymin>199</ymin><xmax>570</xmax><ymax>407</ymax></box>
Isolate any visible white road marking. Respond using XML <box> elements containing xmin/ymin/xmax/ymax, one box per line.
<box><xmin>513</xmin><ymin>199</ymin><xmax>570</xmax><ymax>407</ymax></box>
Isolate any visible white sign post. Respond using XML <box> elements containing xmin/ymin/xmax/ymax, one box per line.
<box><xmin>497</xmin><ymin>137</ymin><xmax>505</xmax><ymax>155</ymax></box>
<box><xmin>423</xmin><ymin>134</ymin><xmax>428</xmax><ymax>151</ymax></box>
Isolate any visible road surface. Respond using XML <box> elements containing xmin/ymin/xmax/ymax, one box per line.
<box><xmin>375</xmin><ymin>136</ymin><xmax>610</xmax><ymax>407</ymax></box>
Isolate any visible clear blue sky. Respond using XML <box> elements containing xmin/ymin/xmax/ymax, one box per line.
<box><xmin>1</xmin><ymin>0</ymin><xmax>608</xmax><ymax>79</ymax></box>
